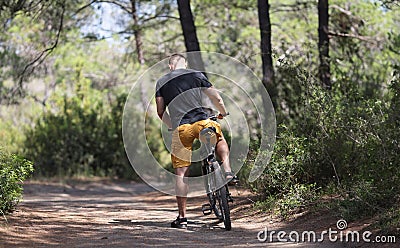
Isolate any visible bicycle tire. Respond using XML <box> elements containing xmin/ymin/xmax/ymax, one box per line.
<box><xmin>217</xmin><ymin>185</ymin><xmax>231</xmax><ymax>230</ymax></box>
<box><xmin>210</xmin><ymin>161</ymin><xmax>232</xmax><ymax>230</ymax></box>
<box><xmin>204</xmin><ymin>192</ymin><xmax>220</xmax><ymax>219</ymax></box>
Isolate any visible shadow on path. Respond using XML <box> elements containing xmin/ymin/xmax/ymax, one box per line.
<box><xmin>0</xmin><ymin>180</ymin><xmax>381</xmax><ymax>247</ymax></box>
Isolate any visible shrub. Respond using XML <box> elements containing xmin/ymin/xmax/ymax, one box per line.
<box><xmin>23</xmin><ymin>80</ymin><xmax>137</xmax><ymax>179</ymax></box>
<box><xmin>250</xmin><ymin>61</ymin><xmax>400</xmax><ymax>221</ymax></box>
<box><xmin>0</xmin><ymin>149</ymin><xmax>34</xmax><ymax>214</ymax></box>
<box><xmin>375</xmin><ymin>206</ymin><xmax>400</xmax><ymax>236</ymax></box>
<box><xmin>251</xmin><ymin>125</ymin><xmax>310</xmax><ymax>196</ymax></box>
<box><xmin>248</xmin><ymin>126</ymin><xmax>319</xmax><ymax>218</ymax></box>
<box><xmin>277</xmin><ymin>183</ymin><xmax>318</xmax><ymax>218</ymax></box>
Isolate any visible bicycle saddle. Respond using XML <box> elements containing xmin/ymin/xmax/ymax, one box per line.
<box><xmin>199</xmin><ymin>127</ymin><xmax>217</xmax><ymax>146</ymax></box>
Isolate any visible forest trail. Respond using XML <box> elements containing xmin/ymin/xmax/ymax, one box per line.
<box><xmin>0</xmin><ymin>180</ymin><xmax>387</xmax><ymax>247</ymax></box>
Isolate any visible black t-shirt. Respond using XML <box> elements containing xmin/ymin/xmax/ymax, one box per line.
<box><xmin>156</xmin><ymin>69</ymin><xmax>212</xmax><ymax>128</ymax></box>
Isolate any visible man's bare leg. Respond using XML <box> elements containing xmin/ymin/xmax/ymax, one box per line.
<box><xmin>175</xmin><ymin>166</ymin><xmax>190</xmax><ymax>218</ymax></box>
<box><xmin>216</xmin><ymin>138</ymin><xmax>232</xmax><ymax>174</ymax></box>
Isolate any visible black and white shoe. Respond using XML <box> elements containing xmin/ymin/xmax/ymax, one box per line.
<box><xmin>171</xmin><ymin>216</ymin><xmax>187</xmax><ymax>229</ymax></box>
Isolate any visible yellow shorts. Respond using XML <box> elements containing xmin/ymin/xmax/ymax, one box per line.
<box><xmin>171</xmin><ymin>119</ymin><xmax>223</xmax><ymax>168</ymax></box>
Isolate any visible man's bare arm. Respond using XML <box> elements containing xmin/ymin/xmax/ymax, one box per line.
<box><xmin>203</xmin><ymin>87</ymin><xmax>228</xmax><ymax>116</ymax></box>
<box><xmin>156</xmin><ymin>96</ymin><xmax>172</xmax><ymax>129</ymax></box>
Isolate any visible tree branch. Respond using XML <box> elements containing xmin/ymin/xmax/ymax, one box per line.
<box><xmin>328</xmin><ymin>31</ymin><xmax>377</xmax><ymax>43</ymax></box>
<box><xmin>30</xmin><ymin>94</ymin><xmax>47</xmax><ymax>107</ymax></box>
<box><xmin>141</xmin><ymin>15</ymin><xmax>180</xmax><ymax>22</ymax></box>
<box><xmin>330</xmin><ymin>4</ymin><xmax>353</xmax><ymax>16</ymax></box>
<box><xmin>73</xmin><ymin>0</ymin><xmax>97</xmax><ymax>16</ymax></box>
<box><xmin>95</xmin><ymin>0</ymin><xmax>131</xmax><ymax>14</ymax></box>
<box><xmin>270</xmin><ymin>1</ymin><xmax>314</xmax><ymax>13</ymax></box>
<box><xmin>11</xmin><ymin>0</ymin><xmax>66</xmax><ymax>99</ymax></box>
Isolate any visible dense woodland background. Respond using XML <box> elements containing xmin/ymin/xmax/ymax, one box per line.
<box><xmin>0</xmin><ymin>0</ymin><xmax>399</xmax><ymax>235</ymax></box>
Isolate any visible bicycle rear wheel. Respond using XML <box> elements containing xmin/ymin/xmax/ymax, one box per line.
<box><xmin>206</xmin><ymin>192</ymin><xmax>221</xmax><ymax>220</ymax></box>
<box><xmin>209</xmin><ymin>161</ymin><xmax>231</xmax><ymax>230</ymax></box>
<box><xmin>216</xmin><ymin>185</ymin><xmax>231</xmax><ymax>230</ymax></box>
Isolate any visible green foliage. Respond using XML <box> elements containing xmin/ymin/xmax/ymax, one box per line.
<box><xmin>0</xmin><ymin>116</ymin><xmax>23</xmax><ymax>153</ymax></box>
<box><xmin>276</xmin><ymin>183</ymin><xmax>318</xmax><ymax>218</ymax></box>
<box><xmin>0</xmin><ymin>149</ymin><xmax>34</xmax><ymax>214</ymax></box>
<box><xmin>336</xmin><ymin>180</ymin><xmax>383</xmax><ymax>221</ymax></box>
<box><xmin>248</xmin><ymin>124</ymin><xmax>319</xmax><ymax>218</ymax></box>
<box><xmin>145</xmin><ymin>116</ymin><xmax>171</xmax><ymax>170</ymax></box>
<box><xmin>23</xmin><ymin>80</ymin><xmax>136</xmax><ymax>179</ymax></box>
<box><xmin>252</xmin><ymin>126</ymin><xmax>310</xmax><ymax>195</ymax></box>
<box><xmin>375</xmin><ymin>206</ymin><xmax>400</xmax><ymax>236</ymax></box>
<box><xmin>0</xmin><ymin>1</ymin><xmax>94</xmax><ymax>103</ymax></box>
<box><xmin>252</xmin><ymin>59</ymin><xmax>400</xmax><ymax>221</ymax></box>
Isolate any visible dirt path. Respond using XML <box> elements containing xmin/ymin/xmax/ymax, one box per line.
<box><xmin>0</xmin><ymin>180</ymin><xmax>391</xmax><ymax>247</ymax></box>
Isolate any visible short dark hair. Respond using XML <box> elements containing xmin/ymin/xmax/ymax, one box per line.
<box><xmin>168</xmin><ymin>53</ymin><xmax>186</xmax><ymax>66</ymax></box>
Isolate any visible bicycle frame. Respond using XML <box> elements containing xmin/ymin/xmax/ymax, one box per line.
<box><xmin>199</xmin><ymin>127</ymin><xmax>223</xmax><ymax>192</ymax></box>
<box><xmin>199</xmin><ymin>123</ymin><xmax>232</xmax><ymax>230</ymax></box>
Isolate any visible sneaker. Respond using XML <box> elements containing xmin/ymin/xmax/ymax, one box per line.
<box><xmin>171</xmin><ymin>216</ymin><xmax>187</xmax><ymax>229</ymax></box>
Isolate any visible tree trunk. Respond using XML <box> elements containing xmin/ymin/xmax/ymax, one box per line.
<box><xmin>130</xmin><ymin>0</ymin><xmax>145</xmax><ymax>65</ymax></box>
<box><xmin>257</xmin><ymin>0</ymin><xmax>278</xmax><ymax>111</ymax></box>
<box><xmin>177</xmin><ymin>0</ymin><xmax>205</xmax><ymax>72</ymax></box>
<box><xmin>257</xmin><ymin>0</ymin><xmax>276</xmax><ymax>106</ymax></box>
<box><xmin>318</xmin><ymin>0</ymin><xmax>331</xmax><ymax>89</ymax></box>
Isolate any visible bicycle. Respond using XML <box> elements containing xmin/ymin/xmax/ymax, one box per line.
<box><xmin>199</xmin><ymin>115</ymin><xmax>234</xmax><ymax>231</ymax></box>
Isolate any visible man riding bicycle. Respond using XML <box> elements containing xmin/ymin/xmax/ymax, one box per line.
<box><xmin>155</xmin><ymin>53</ymin><xmax>238</xmax><ymax>229</ymax></box>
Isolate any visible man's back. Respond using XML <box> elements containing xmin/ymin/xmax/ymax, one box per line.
<box><xmin>156</xmin><ymin>69</ymin><xmax>212</xmax><ymax>128</ymax></box>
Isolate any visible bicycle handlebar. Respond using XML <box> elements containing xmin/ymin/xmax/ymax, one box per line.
<box><xmin>208</xmin><ymin>112</ymin><xmax>230</xmax><ymax>121</ymax></box>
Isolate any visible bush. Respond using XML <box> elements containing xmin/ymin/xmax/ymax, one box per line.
<box><xmin>249</xmin><ymin>126</ymin><xmax>319</xmax><ymax>218</ymax></box>
<box><xmin>250</xmin><ymin>61</ymin><xmax>400</xmax><ymax>221</ymax></box>
<box><xmin>276</xmin><ymin>183</ymin><xmax>318</xmax><ymax>218</ymax></box>
<box><xmin>0</xmin><ymin>149</ymin><xmax>34</xmax><ymax>214</ymax></box>
<box><xmin>23</xmin><ymin>80</ymin><xmax>137</xmax><ymax>179</ymax></box>
<box><xmin>375</xmin><ymin>206</ymin><xmax>400</xmax><ymax>236</ymax></box>
<box><xmin>23</xmin><ymin>75</ymin><xmax>175</xmax><ymax>180</ymax></box>
<box><xmin>251</xmin><ymin>125</ymin><xmax>310</xmax><ymax>195</ymax></box>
